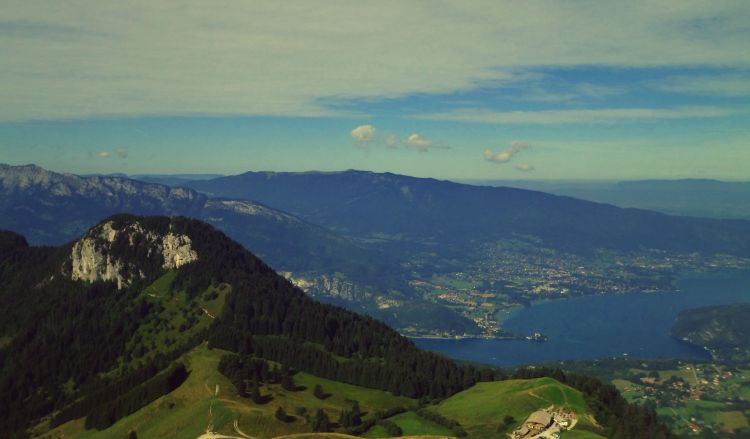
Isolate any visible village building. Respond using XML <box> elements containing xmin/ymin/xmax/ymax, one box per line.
<box><xmin>526</xmin><ymin>410</ymin><xmax>553</xmax><ymax>430</ymax></box>
<box><xmin>511</xmin><ymin>408</ymin><xmax>576</xmax><ymax>439</ymax></box>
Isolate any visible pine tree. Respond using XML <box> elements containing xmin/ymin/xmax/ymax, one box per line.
<box><xmin>313</xmin><ymin>384</ymin><xmax>326</xmax><ymax>399</ymax></box>
<box><xmin>311</xmin><ymin>409</ymin><xmax>331</xmax><ymax>432</ymax></box>
<box><xmin>281</xmin><ymin>373</ymin><xmax>295</xmax><ymax>391</ymax></box>
<box><xmin>275</xmin><ymin>406</ymin><xmax>289</xmax><ymax>422</ymax></box>
<box><xmin>250</xmin><ymin>380</ymin><xmax>263</xmax><ymax>404</ymax></box>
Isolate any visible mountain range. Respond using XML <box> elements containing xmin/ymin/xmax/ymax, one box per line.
<box><xmin>464</xmin><ymin>178</ymin><xmax>750</xmax><ymax>220</ymax></box>
<box><xmin>187</xmin><ymin>170</ymin><xmax>750</xmax><ymax>257</ymax></box>
<box><xmin>0</xmin><ymin>215</ymin><xmax>676</xmax><ymax>439</ymax></box>
<box><xmin>5</xmin><ymin>163</ymin><xmax>750</xmax><ymax>337</ymax></box>
<box><xmin>0</xmin><ymin>164</ymin><xmax>475</xmax><ymax>334</ymax></box>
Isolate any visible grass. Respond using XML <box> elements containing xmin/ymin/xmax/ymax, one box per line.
<box><xmin>716</xmin><ymin>411</ymin><xmax>749</xmax><ymax>432</ymax></box>
<box><xmin>434</xmin><ymin>378</ymin><xmax>604</xmax><ymax>439</ymax></box>
<box><xmin>430</xmin><ymin>274</ymin><xmax>475</xmax><ymax>290</ymax></box>
<box><xmin>363</xmin><ymin>412</ymin><xmax>454</xmax><ymax>438</ymax></box>
<box><xmin>563</xmin><ymin>430</ymin><xmax>609</xmax><ymax>439</ymax></box>
<box><xmin>44</xmin><ymin>343</ymin><xmax>236</xmax><ymax>439</ymax></box>
<box><xmin>657</xmin><ymin>399</ymin><xmax>750</xmax><ymax>436</ymax></box>
<box><xmin>43</xmin><ymin>344</ymin><xmax>416</xmax><ymax>439</ymax></box>
<box><xmin>41</xmin><ymin>350</ymin><xmax>609</xmax><ymax>439</ymax></box>
<box><xmin>363</xmin><ymin>424</ymin><xmax>390</xmax><ymax>437</ymax></box>
<box><xmin>657</xmin><ymin>368</ymin><xmax>697</xmax><ymax>385</ymax></box>
<box><xmin>611</xmin><ymin>378</ymin><xmax>644</xmax><ymax>403</ymax></box>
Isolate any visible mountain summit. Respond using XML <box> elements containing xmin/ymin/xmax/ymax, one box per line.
<box><xmin>0</xmin><ymin>216</ymin><xmax>479</xmax><ymax>436</ymax></box>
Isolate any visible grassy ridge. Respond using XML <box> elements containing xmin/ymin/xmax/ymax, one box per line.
<box><xmin>434</xmin><ymin>378</ymin><xmax>604</xmax><ymax>438</ymax></box>
<box><xmin>363</xmin><ymin>412</ymin><xmax>454</xmax><ymax>438</ymax></box>
<box><xmin>43</xmin><ymin>347</ymin><xmax>608</xmax><ymax>439</ymax></box>
<box><xmin>44</xmin><ymin>344</ymin><xmax>416</xmax><ymax>439</ymax></box>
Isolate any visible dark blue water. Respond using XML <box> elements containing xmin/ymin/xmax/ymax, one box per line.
<box><xmin>414</xmin><ymin>271</ymin><xmax>750</xmax><ymax>367</ymax></box>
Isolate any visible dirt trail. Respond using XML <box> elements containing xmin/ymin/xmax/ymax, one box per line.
<box><xmin>233</xmin><ymin>419</ymin><xmax>256</xmax><ymax>438</ymax></box>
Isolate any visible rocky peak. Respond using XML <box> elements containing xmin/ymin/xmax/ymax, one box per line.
<box><xmin>203</xmin><ymin>198</ymin><xmax>299</xmax><ymax>223</ymax></box>
<box><xmin>0</xmin><ymin>163</ymin><xmax>207</xmax><ymax>211</ymax></box>
<box><xmin>70</xmin><ymin>219</ymin><xmax>198</xmax><ymax>289</ymax></box>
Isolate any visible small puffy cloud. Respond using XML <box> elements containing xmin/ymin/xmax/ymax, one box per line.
<box><xmin>514</xmin><ymin>163</ymin><xmax>535</xmax><ymax>172</ymax></box>
<box><xmin>405</xmin><ymin>133</ymin><xmax>432</xmax><ymax>152</ymax></box>
<box><xmin>350</xmin><ymin>124</ymin><xmax>376</xmax><ymax>149</ymax></box>
<box><xmin>484</xmin><ymin>140</ymin><xmax>529</xmax><ymax>163</ymax></box>
<box><xmin>116</xmin><ymin>147</ymin><xmax>128</xmax><ymax>158</ymax></box>
<box><xmin>98</xmin><ymin>151</ymin><xmax>111</xmax><ymax>159</ymax></box>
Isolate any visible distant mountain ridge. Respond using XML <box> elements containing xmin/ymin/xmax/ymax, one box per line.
<box><xmin>187</xmin><ymin>170</ymin><xmax>750</xmax><ymax>257</ymax></box>
<box><xmin>462</xmin><ymin>178</ymin><xmax>750</xmax><ymax>220</ymax></box>
<box><xmin>0</xmin><ymin>163</ymin><xmax>373</xmax><ymax>274</ymax></box>
<box><xmin>0</xmin><ymin>164</ymin><xmax>478</xmax><ymax>335</ymax></box>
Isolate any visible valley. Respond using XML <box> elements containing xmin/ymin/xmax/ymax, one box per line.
<box><xmin>0</xmin><ymin>216</ymin><xmax>674</xmax><ymax>439</ymax></box>
<box><xmin>407</xmin><ymin>242</ymin><xmax>750</xmax><ymax>339</ymax></box>
<box><xmin>2</xmin><ymin>167</ymin><xmax>748</xmax><ymax>438</ymax></box>
<box><xmin>557</xmin><ymin>358</ymin><xmax>750</xmax><ymax>438</ymax></box>
<box><xmin>4</xmin><ymin>4</ymin><xmax>749</xmax><ymax>438</ymax></box>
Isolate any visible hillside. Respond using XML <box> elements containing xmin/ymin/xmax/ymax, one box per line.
<box><xmin>186</xmin><ymin>170</ymin><xmax>750</xmax><ymax>257</ymax></box>
<box><xmin>468</xmin><ymin>179</ymin><xmax>750</xmax><ymax>220</ymax></box>
<box><xmin>1</xmin><ymin>216</ymin><xmax>676</xmax><ymax>439</ymax></box>
<box><xmin>0</xmin><ymin>216</ymin><xmax>487</xmax><ymax>438</ymax></box>
<box><xmin>44</xmin><ymin>344</ymin><xmax>418</xmax><ymax>439</ymax></box>
<box><xmin>0</xmin><ymin>164</ymin><xmax>476</xmax><ymax>335</ymax></box>
<box><xmin>672</xmin><ymin>304</ymin><xmax>750</xmax><ymax>364</ymax></box>
<box><xmin>434</xmin><ymin>378</ymin><xmax>602</xmax><ymax>438</ymax></box>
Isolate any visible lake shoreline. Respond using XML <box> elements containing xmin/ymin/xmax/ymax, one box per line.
<box><xmin>415</xmin><ymin>270</ymin><xmax>750</xmax><ymax>367</ymax></box>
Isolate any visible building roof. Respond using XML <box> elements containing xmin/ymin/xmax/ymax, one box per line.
<box><xmin>526</xmin><ymin>410</ymin><xmax>553</xmax><ymax>426</ymax></box>
<box><xmin>516</xmin><ymin>426</ymin><xmax>530</xmax><ymax>436</ymax></box>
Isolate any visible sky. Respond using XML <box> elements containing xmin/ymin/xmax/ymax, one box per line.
<box><xmin>0</xmin><ymin>1</ymin><xmax>749</xmax><ymax>180</ymax></box>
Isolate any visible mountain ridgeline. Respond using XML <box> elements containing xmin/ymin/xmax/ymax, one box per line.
<box><xmin>187</xmin><ymin>170</ymin><xmax>750</xmax><ymax>256</ymax></box>
<box><xmin>0</xmin><ymin>164</ymin><xmax>373</xmax><ymax>276</ymax></box>
<box><xmin>0</xmin><ymin>164</ymin><xmax>478</xmax><ymax>334</ymax></box>
<box><xmin>468</xmin><ymin>178</ymin><xmax>750</xmax><ymax>220</ymax></box>
<box><xmin>0</xmin><ymin>215</ymin><xmax>486</xmax><ymax>437</ymax></box>
<box><xmin>0</xmin><ymin>216</ymin><xmax>677</xmax><ymax>439</ymax></box>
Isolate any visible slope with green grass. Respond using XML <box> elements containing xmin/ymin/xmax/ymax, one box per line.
<box><xmin>434</xmin><ymin>378</ymin><xmax>605</xmax><ymax>438</ymax></box>
<box><xmin>363</xmin><ymin>411</ymin><xmax>454</xmax><ymax>438</ymax></box>
<box><xmin>44</xmin><ymin>343</ymin><xmax>417</xmax><ymax>439</ymax></box>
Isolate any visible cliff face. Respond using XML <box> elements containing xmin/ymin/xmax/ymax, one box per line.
<box><xmin>70</xmin><ymin>220</ymin><xmax>197</xmax><ymax>289</ymax></box>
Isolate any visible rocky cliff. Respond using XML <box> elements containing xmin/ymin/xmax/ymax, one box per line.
<box><xmin>70</xmin><ymin>219</ymin><xmax>197</xmax><ymax>289</ymax></box>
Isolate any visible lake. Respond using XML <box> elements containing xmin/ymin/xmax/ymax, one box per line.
<box><xmin>414</xmin><ymin>271</ymin><xmax>750</xmax><ymax>367</ymax></box>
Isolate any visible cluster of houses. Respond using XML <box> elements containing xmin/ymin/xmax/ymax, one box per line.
<box><xmin>510</xmin><ymin>408</ymin><xmax>576</xmax><ymax>439</ymax></box>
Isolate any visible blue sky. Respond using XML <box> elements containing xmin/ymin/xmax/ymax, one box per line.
<box><xmin>1</xmin><ymin>1</ymin><xmax>749</xmax><ymax>180</ymax></box>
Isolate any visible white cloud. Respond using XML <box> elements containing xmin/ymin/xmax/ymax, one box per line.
<box><xmin>484</xmin><ymin>140</ymin><xmax>529</xmax><ymax>163</ymax></box>
<box><xmin>1</xmin><ymin>1</ymin><xmax>749</xmax><ymax>121</ymax></box>
<box><xmin>417</xmin><ymin>106</ymin><xmax>737</xmax><ymax>125</ymax></box>
<box><xmin>653</xmin><ymin>74</ymin><xmax>750</xmax><ymax>97</ymax></box>
<box><xmin>514</xmin><ymin>163</ymin><xmax>535</xmax><ymax>172</ymax></box>
<box><xmin>98</xmin><ymin>151</ymin><xmax>110</xmax><ymax>158</ymax></box>
<box><xmin>405</xmin><ymin>133</ymin><xmax>432</xmax><ymax>152</ymax></box>
<box><xmin>116</xmin><ymin>147</ymin><xmax>128</xmax><ymax>158</ymax></box>
<box><xmin>350</xmin><ymin>124</ymin><xmax>376</xmax><ymax>149</ymax></box>
<box><xmin>403</xmin><ymin>133</ymin><xmax>449</xmax><ymax>152</ymax></box>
